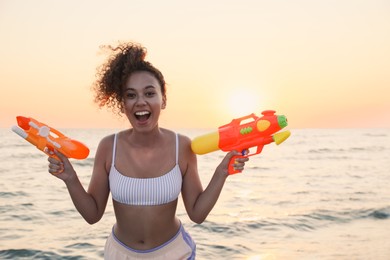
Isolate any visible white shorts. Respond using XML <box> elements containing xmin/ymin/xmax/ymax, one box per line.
<box><xmin>104</xmin><ymin>224</ymin><xmax>196</xmax><ymax>260</ymax></box>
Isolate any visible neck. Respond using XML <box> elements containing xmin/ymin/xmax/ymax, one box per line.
<box><xmin>127</xmin><ymin>126</ymin><xmax>164</xmax><ymax>147</ymax></box>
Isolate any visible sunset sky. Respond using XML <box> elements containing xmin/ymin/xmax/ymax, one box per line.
<box><xmin>1</xmin><ymin>0</ymin><xmax>389</xmax><ymax>129</ymax></box>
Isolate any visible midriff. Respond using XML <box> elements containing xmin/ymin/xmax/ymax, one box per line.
<box><xmin>112</xmin><ymin>199</ymin><xmax>180</xmax><ymax>250</ymax></box>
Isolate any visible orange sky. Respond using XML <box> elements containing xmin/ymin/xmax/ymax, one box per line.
<box><xmin>1</xmin><ymin>0</ymin><xmax>389</xmax><ymax>129</ymax></box>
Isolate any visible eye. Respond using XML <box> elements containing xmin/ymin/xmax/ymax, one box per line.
<box><xmin>125</xmin><ymin>92</ymin><xmax>136</xmax><ymax>99</ymax></box>
<box><xmin>145</xmin><ymin>91</ymin><xmax>156</xmax><ymax>97</ymax></box>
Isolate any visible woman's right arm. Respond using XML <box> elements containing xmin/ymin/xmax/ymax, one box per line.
<box><xmin>48</xmin><ymin>135</ymin><xmax>112</xmax><ymax>224</ymax></box>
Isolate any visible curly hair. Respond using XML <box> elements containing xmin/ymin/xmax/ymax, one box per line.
<box><xmin>93</xmin><ymin>42</ymin><xmax>166</xmax><ymax>114</ymax></box>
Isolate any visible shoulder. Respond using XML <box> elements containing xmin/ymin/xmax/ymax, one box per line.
<box><xmin>94</xmin><ymin>133</ymin><xmax>117</xmax><ymax>173</ymax></box>
<box><xmin>160</xmin><ymin>129</ymin><xmax>192</xmax><ymax>150</ymax></box>
<box><xmin>160</xmin><ymin>128</ymin><xmax>194</xmax><ymax>159</ymax></box>
<box><xmin>97</xmin><ymin>133</ymin><xmax>115</xmax><ymax>150</ymax></box>
<box><xmin>174</xmin><ymin>132</ymin><xmax>196</xmax><ymax>175</ymax></box>
<box><xmin>159</xmin><ymin>128</ymin><xmax>191</xmax><ymax>146</ymax></box>
<box><xmin>177</xmin><ymin>133</ymin><xmax>192</xmax><ymax>149</ymax></box>
<box><xmin>98</xmin><ymin>129</ymin><xmax>131</xmax><ymax>147</ymax></box>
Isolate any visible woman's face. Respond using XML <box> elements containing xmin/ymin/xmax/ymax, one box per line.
<box><xmin>122</xmin><ymin>71</ymin><xmax>166</xmax><ymax>131</ymax></box>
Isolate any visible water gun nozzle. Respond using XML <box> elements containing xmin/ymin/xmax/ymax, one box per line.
<box><xmin>16</xmin><ymin>116</ymin><xmax>31</xmax><ymax>130</ymax></box>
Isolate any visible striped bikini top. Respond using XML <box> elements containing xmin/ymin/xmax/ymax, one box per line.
<box><xmin>109</xmin><ymin>133</ymin><xmax>182</xmax><ymax>206</ymax></box>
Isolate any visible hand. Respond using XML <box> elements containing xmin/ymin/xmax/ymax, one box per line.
<box><xmin>48</xmin><ymin>150</ymin><xmax>76</xmax><ymax>182</ymax></box>
<box><xmin>218</xmin><ymin>150</ymin><xmax>250</xmax><ymax>176</ymax></box>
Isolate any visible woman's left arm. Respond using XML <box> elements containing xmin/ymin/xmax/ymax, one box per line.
<box><xmin>180</xmin><ymin>135</ymin><xmax>248</xmax><ymax>224</ymax></box>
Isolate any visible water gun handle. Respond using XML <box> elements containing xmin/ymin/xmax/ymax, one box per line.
<box><xmin>228</xmin><ymin>147</ymin><xmax>261</xmax><ymax>174</ymax></box>
<box><xmin>228</xmin><ymin>154</ymin><xmax>245</xmax><ymax>175</ymax></box>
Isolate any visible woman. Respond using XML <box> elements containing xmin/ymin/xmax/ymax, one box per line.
<box><xmin>48</xmin><ymin>42</ymin><xmax>248</xmax><ymax>259</ymax></box>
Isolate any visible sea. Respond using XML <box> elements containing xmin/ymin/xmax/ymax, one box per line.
<box><xmin>1</xmin><ymin>127</ymin><xmax>390</xmax><ymax>260</ymax></box>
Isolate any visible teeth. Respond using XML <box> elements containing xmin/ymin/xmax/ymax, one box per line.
<box><xmin>135</xmin><ymin>111</ymin><xmax>150</xmax><ymax>116</ymax></box>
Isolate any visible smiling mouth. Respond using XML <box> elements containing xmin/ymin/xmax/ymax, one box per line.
<box><xmin>134</xmin><ymin>111</ymin><xmax>151</xmax><ymax>122</ymax></box>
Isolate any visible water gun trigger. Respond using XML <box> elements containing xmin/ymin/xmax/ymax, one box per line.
<box><xmin>228</xmin><ymin>147</ymin><xmax>260</xmax><ymax>175</ymax></box>
<box><xmin>238</xmin><ymin>145</ymin><xmax>264</xmax><ymax>158</ymax></box>
<box><xmin>43</xmin><ymin>147</ymin><xmax>60</xmax><ymax>160</ymax></box>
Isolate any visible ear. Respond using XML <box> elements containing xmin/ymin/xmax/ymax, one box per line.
<box><xmin>161</xmin><ymin>96</ymin><xmax>167</xmax><ymax>109</ymax></box>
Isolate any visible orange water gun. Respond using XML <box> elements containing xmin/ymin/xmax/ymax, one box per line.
<box><xmin>191</xmin><ymin>110</ymin><xmax>291</xmax><ymax>174</ymax></box>
<box><xmin>11</xmin><ymin>116</ymin><xmax>90</xmax><ymax>160</ymax></box>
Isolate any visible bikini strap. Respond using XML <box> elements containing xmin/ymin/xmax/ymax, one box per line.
<box><xmin>175</xmin><ymin>133</ymin><xmax>179</xmax><ymax>165</ymax></box>
<box><xmin>111</xmin><ymin>133</ymin><xmax>118</xmax><ymax>168</ymax></box>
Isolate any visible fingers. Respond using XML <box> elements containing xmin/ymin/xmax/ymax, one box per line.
<box><xmin>232</xmin><ymin>155</ymin><xmax>249</xmax><ymax>172</ymax></box>
<box><xmin>224</xmin><ymin>150</ymin><xmax>240</xmax><ymax>160</ymax></box>
<box><xmin>48</xmin><ymin>158</ymin><xmax>64</xmax><ymax>174</ymax></box>
<box><xmin>47</xmin><ymin>150</ymin><xmax>65</xmax><ymax>174</ymax></box>
<box><xmin>223</xmin><ymin>150</ymin><xmax>250</xmax><ymax>174</ymax></box>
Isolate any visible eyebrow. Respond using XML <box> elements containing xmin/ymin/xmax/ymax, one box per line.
<box><xmin>123</xmin><ymin>85</ymin><xmax>156</xmax><ymax>92</ymax></box>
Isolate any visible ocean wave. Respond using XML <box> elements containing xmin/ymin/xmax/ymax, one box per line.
<box><xmin>204</xmin><ymin>206</ymin><xmax>390</xmax><ymax>236</ymax></box>
<box><xmin>308</xmin><ymin>145</ymin><xmax>387</xmax><ymax>155</ymax></box>
<box><xmin>308</xmin><ymin>155</ymin><xmax>350</xmax><ymax>161</ymax></box>
<box><xmin>350</xmin><ymin>146</ymin><xmax>386</xmax><ymax>152</ymax></box>
<box><xmin>65</xmin><ymin>242</ymin><xmax>96</xmax><ymax>249</ymax></box>
<box><xmin>297</xmin><ymin>207</ymin><xmax>390</xmax><ymax>227</ymax></box>
<box><xmin>363</xmin><ymin>133</ymin><xmax>388</xmax><ymax>137</ymax></box>
<box><xmin>248</xmin><ymin>165</ymin><xmax>273</xmax><ymax>171</ymax></box>
<box><xmin>0</xmin><ymin>249</ymin><xmax>85</xmax><ymax>260</ymax></box>
<box><xmin>196</xmin><ymin>220</ymin><xmax>247</xmax><ymax>235</ymax></box>
<box><xmin>0</xmin><ymin>143</ymin><xmax>30</xmax><ymax>149</ymax></box>
<box><xmin>206</xmin><ymin>244</ymin><xmax>243</xmax><ymax>258</ymax></box>
<box><xmin>71</xmin><ymin>158</ymin><xmax>94</xmax><ymax>168</ymax></box>
<box><xmin>8</xmin><ymin>152</ymin><xmax>45</xmax><ymax>160</ymax></box>
<box><xmin>0</xmin><ymin>203</ymin><xmax>33</xmax><ymax>215</ymax></box>
<box><xmin>309</xmin><ymin>148</ymin><xmax>345</xmax><ymax>153</ymax></box>
<box><xmin>47</xmin><ymin>208</ymin><xmax>78</xmax><ymax>218</ymax></box>
<box><xmin>366</xmin><ymin>208</ymin><xmax>390</xmax><ymax>220</ymax></box>
<box><xmin>0</xmin><ymin>191</ymin><xmax>28</xmax><ymax>198</ymax></box>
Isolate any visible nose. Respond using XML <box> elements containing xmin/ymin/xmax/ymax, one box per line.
<box><xmin>135</xmin><ymin>95</ymin><xmax>147</xmax><ymax>106</ymax></box>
